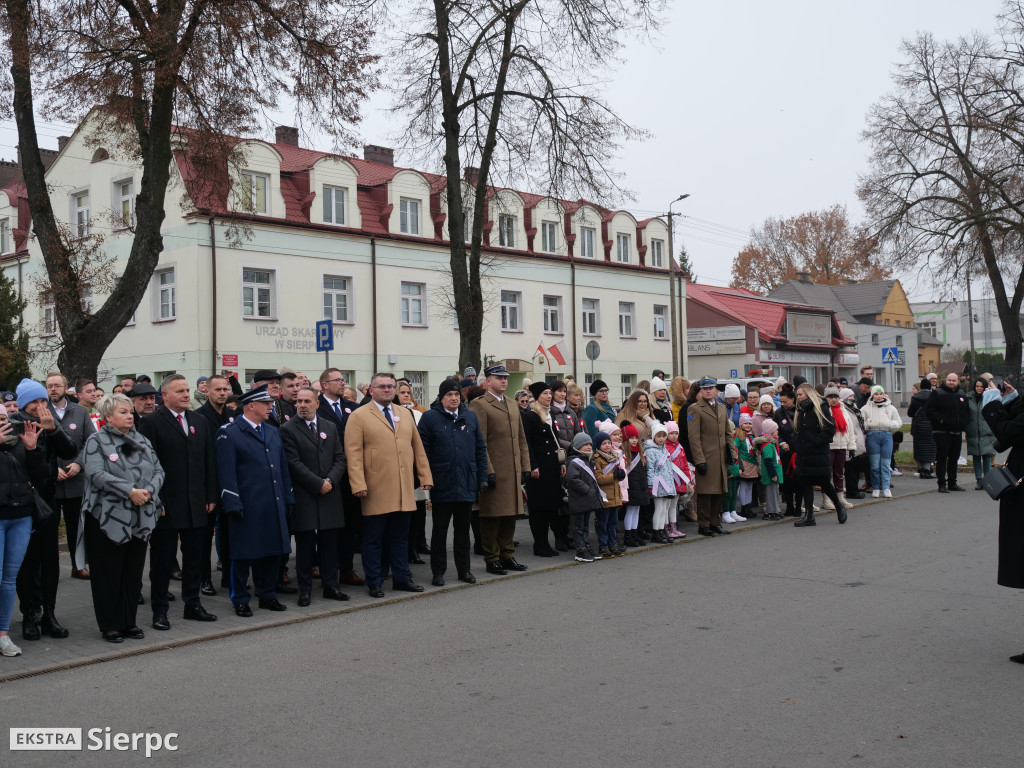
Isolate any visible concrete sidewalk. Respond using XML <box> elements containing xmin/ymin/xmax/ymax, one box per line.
<box><xmin>0</xmin><ymin>472</ymin><xmax>949</xmax><ymax>683</ymax></box>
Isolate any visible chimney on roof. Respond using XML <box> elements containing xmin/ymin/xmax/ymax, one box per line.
<box><xmin>363</xmin><ymin>144</ymin><xmax>394</xmax><ymax>166</ymax></box>
<box><xmin>275</xmin><ymin>125</ymin><xmax>299</xmax><ymax>147</ymax></box>
<box><xmin>796</xmin><ymin>271</ymin><xmax>812</xmax><ymax>283</ymax></box>
<box><xmin>464</xmin><ymin>166</ymin><xmax>480</xmax><ymax>185</ymax></box>
<box><xmin>57</xmin><ymin>136</ymin><xmax>70</xmax><ymax>151</ymax></box>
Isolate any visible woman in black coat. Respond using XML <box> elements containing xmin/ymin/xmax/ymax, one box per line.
<box><xmin>521</xmin><ymin>382</ymin><xmax>565</xmax><ymax>556</ymax></box>
<box><xmin>774</xmin><ymin>387</ymin><xmax>798</xmax><ymax>516</ymax></box>
<box><xmin>981</xmin><ymin>382</ymin><xmax>1024</xmax><ymax>663</ymax></box>
<box><xmin>792</xmin><ymin>384</ymin><xmax>845</xmax><ymax>527</ymax></box>
<box><xmin>907</xmin><ymin>378</ymin><xmax>936</xmax><ymax>478</ymax></box>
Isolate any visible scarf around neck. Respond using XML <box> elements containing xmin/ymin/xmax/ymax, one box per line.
<box><xmin>830</xmin><ymin>402</ymin><xmax>848</xmax><ymax>434</ymax></box>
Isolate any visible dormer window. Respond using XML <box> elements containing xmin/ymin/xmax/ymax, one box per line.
<box><xmin>240</xmin><ymin>171</ymin><xmax>268</xmax><ymax>214</ymax></box>
<box><xmin>498</xmin><ymin>214</ymin><xmax>516</xmax><ymax>248</ymax></box>
<box><xmin>323</xmin><ymin>185</ymin><xmax>347</xmax><ymax>225</ymax></box>
<box><xmin>400</xmin><ymin>198</ymin><xmax>420</xmax><ymax>235</ymax></box>
<box><xmin>0</xmin><ymin>219</ymin><xmax>10</xmax><ymax>254</ymax></box>
<box><xmin>541</xmin><ymin>221</ymin><xmax>558</xmax><ymax>253</ymax></box>
<box><xmin>616</xmin><ymin>233</ymin><xmax>631</xmax><ymax>263</ymax></box>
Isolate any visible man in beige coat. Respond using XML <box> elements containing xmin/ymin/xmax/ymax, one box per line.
<box><xmin>687</xmin><ymin>376</ymin><xmax>731</xmax><ymax>538</ymax></box>
<box><xmin>345</xmin><ymin>372</ymin><xmax>433</xmax><ymax>597</ymax></box>
<box><xmin>469</xmin><ymin>365</ymin><xmax>531</xmax><ymax>575</ymax></box>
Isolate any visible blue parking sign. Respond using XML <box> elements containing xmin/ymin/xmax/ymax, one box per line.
<box><xmin>315</xmin><ymin>320</ymin><xmax>334</xmax><ymax>352</ymax></box>
<box><xmin>730</xmin><ymin>369</ymin><xmax>738</xmax><ymax>378</ymax></box>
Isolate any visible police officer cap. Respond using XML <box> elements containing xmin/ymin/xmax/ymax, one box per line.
<box><xmin>240</xmin><ymin>384</ymin><xmax>275</xmax><ymax>405</ymax></box>
<box><xmin>483</xmin><ymin>365</ymin><xmax>510</xmax><ymax>377</ymax></box>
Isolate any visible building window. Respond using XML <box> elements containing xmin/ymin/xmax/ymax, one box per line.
<box><xmin>462</xmin><ymin>208</ymin><xmax>471</xmax><ymax>242</ymax></box>
<box><xmin>323</xmin><ymin>276</ymin><xmax>350</xmax><ymax>323</ymax></box>
<box><xmin>242</xmin><ymin>268</ymin><xmax>274</xmax><ymax>318</ymax></box>
<box><xmin>42</xmin><ymin>293</ymin><xmax>55</xmax><ymax>336</ymax></box>
<box><xmin>399</xmin><ymin>198</ymin><xmax>420</xmax><ymax>235</ymax></box>
<box><xmin>616</xmin><ymin>233</ymin><xmax>630</xmax><ymax>263</ymax></box>
<box><xmin>80</xmin><ymin>285</ymin><xmax>94</xmax><ymax>315</ymax></box>
<box><xmin>871</xmin><ymin>332</ymin><xmax>879</xmax><ymax>345</ymax></box>
<box><xmin>323</xmin><ymin>185</ymin><xmax>347</xmax><ymax>225</ymax></box>
<box><xmin>156</xmin><ymin>269</ymin><xmax>176</xmax><ymax>320</ymax></box>
<box><xmin>620</xmin><ymin>374</ymin><xmax>635</xmax><ymax>404</ymax></box>
<box><xmin>117</xmin><ymin>180</ymin><xmax>134</xmax><ymax>229</ymax></box>
<box><xmin>500</xmin><ymin>290</ymin><xmax>522</xmax><ymax>332</ymax></box>
<box><xmin>580</xmin><ymin>226</ymin><xmax>595</xmax><ymax>258</ymax></box>
<box><xmin>541</xmin><ymin>221</ymin><xmax>558</xmax><ymax>253</ymax></box>
<box><xmin>650</xmin><ymin>239</ymin><xmax>664</xmax><ymax>268</ymax></box>
<box><xmin>653</xmin><ymin>305</ymin><xmax>667</xmax><ymax>339</ymax></box>
<box><xmin>895</xmin><ymin>334</ymin><xmax>903</xmax><ymax>346</ymax></box>
<box><xmin>543</xmin><ymin>295</ymin><xmax>562</xmax><ymax>334</ymax></box>
<box><xmin>240</xmin><ymin>172</ymin><xmax>268</xmax><ymax>214</ymax></box>
<box><xmin>0</xmin><ymin>219</ymin><xmax>9</xmax><ymax>254</ymax></box>
<box><xmin>74</xmin><ymin>191</ymin><xmax>90</xmax><ymax>237</ymax></box>
<box><xmin>498</xmin><ymin>214</ymin><xmax>516</xmax><ymax>248</ymax></box>
<box><xmin>618</xmin><ymin>301</ymin><xmax>635</xmax><ymax>337</ymax></box>
<box><xmin>581</xmin><ymin>298</ymin><xmax>599</xmax><ymax>335</ymax></box>
<box><xmin>918</xmin><ymin>320</ymin><xmax>937</xmax><ymax>337</ymax></box>
<box><xmin>401</xmin><ymin>282</ymin><xmax>426</xmax><ymax>326</ymax></box>
<box><xmin>404</xmin><ymin>371</ymin><xmax>426</xmax><ymax>404</ymax></box>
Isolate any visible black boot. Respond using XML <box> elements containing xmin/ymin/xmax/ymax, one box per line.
<box><xmin>794</xmin><ymin>511</ymin><xmax>816</xmax><ymax>527</ymax></box>
<box><xmin>836</xmin><ymin>501</ymin><xmax>848</xmax><ymax>525</ymax></box>
<box><xmin>41</xmin><ymin>606</ymin><xmax>69</xmax><ymax>638</ymax></box>
<box><xmin>22</xmin><ymin>608</ymin><xmax>42</xmax><ymax>641</ymax></box>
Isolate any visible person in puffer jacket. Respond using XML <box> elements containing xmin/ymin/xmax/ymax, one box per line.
<box><xmin>644</xmin><ymin>423</ymin><xmax>677</xmax><ymax>544</ymax></box>
<box><xmin>860</xmin><ymin>385</ymin><xmax>902</xmax><ymax>498</ymax></box>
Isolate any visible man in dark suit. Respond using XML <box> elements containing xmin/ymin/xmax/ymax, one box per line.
<box><xmin>139</xmin><ymin>374</ymin><xmax>219</xmax><ymax>630</ymax></box>
<box><xmin>195</xmin><ymin>374</ymin><xmax>235</xmax><ymax>592</ymax></box>
<box><xmin>280</xmin><ymin>386</ymin><xmax>349</xmax><ymax>605</ymax></box>
<box><xmin>215</xmin><ymin>385</ymin><xmax>295</xmax><ymax>616</ymax></box>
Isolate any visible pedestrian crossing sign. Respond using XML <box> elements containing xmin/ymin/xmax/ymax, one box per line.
<box><xmin>882</xmin><ymin>347</ymin><xmax>898</xmax><ymax>364</ymax></box>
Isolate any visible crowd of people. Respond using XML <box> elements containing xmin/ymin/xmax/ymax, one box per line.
<box><xmin>0</xmin><ymin>361</ymin><xmax>1021</xmax><ymax>664</ymax></box>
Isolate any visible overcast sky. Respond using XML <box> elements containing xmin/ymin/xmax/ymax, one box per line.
<box><xmin>0</xmin><ymin>0</ymin><xmax>1007</xmax><ymax>302</ymax></box>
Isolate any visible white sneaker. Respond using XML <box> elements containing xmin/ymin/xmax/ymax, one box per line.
<box><xmin>839</xmin><ymin>494</ymin><xmax>855</xmax><ymax>509</ymax></box>
<box><xmin>812</xmin><ymin>505</ymin><xmax>821</xmax><ymax>513</ymax></box>
<box><xmin>822</xmin><ymin>496</ymin><xmax>835</xmax><ymax>510</ymax></box>
<box><xmin>891</xmin><ymin>468</ymin><xmax>902</xmax><ymax>476</ymax></box>
<box><xmin>0</xmin><ymin>635</ymin><xmax>22</xmax><ymax>657</ymax></box>
<box><xmin>721</xmin><ymin>511</ymin><xmax>736</xmax><ymax>523</ymax></box>
<box><xmin>731</xmin><ymin>510</ymin><xmax>747</xmax><ymax>522</ymax></box>
<box><xmin>871</xmin><ymin>490</ymin><xmax>880</xmax><ymax>498</ymax></box>
<box><xmin>883</xmin><ymin>489</ymin><xmax>892</xmax><ymax>498</ymax></box>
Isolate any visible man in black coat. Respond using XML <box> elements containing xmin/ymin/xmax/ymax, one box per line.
<box><xmin>138</xmin><ymin>374</ymin><xmax>219</xmax><ymax>630</ymax></box>
<box><xmin>252</xmin><ymin>369</ymin><xmax>284</xmax><ymax>427</ymax></box>
<box><xmin>925</xmin><ymin>372</ymin><xmax>970</xmax><ymax>492</ymax></box>
<box><xmin>195</xmin><ymin>375</ymin><xmax>235</xmax><ymax>591</ymax></box>
<box><xmin>280</xmin><ymin>386</ymin><xmax>349</xmax><ymax>605</ymax></box>
<box><xmin>275</xmin><ymin>371</ymin><xmax>299</xmax><ymax>425</ymax></box>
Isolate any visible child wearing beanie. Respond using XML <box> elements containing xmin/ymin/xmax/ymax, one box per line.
<box><xmin>592</xmin><ymin>431</ymin><xmax>625</xmax><ymax>558</ymax></box>
<box><xmin>565</xmin><ymin>432</ymin><xmax>602</xmax><ymax>561</ymax></box>
<box><xmin>621</xmin><ymin>423</ymin><xmax>649</xmax><ymax>546</ymax></box>
<box><xmin>758</xmin><ymin>418</ymin><xmax>784</xmax><ymax>520</ymax></box>
<box><xmin>663</xmin><ymin>421</ymin><xmax>690</xmax><ymax>539</ymax></box>
<box><xmin>644</xmin><ymin>423</ymin><xmax>677</xmax><ymax>544</ymax></box>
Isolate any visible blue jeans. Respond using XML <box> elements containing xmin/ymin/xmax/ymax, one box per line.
<box><xmin>866</xmin><ymin>430</ymin><xmax>893</xmax><ymax>491</ymax></box>
<box><xmin>594</xmin><ymin>507</ymin><xmax>617</xmax><ymax>549</ymax></box>
<box><xmin>973</xmin><ymin>455</ymin><xmax>993</xmax><ymax>481</ymax></box>
<box><xmin>0</xmin><ymin>515</ymin><xmax>32</xmax><ymax>632</ymax></box>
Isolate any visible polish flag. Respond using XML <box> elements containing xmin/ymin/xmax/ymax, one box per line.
<box><xmin>546</xmin><ymin>340</ymin><xmax>568</xmax><ymax>366</ymax></box>
<box><xmin>536</xmin><ymin>343</ymin><xmax>550</xmax><ymax>371</ymax></box>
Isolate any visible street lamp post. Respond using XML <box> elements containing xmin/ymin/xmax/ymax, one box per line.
<box><xmin>666</xmin><ymin>193</ymin><xmax>690</xmax><ymax>376</ymax></box>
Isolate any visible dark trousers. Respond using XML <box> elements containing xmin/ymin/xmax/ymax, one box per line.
<box><xmin>362</xmin><ymin>511</ymin><xmax>411</xmax><ymax>587</ymax></box>
<box><xmin>845</xmin><ymin>453</ymin><xmax>868</xmax><ymax>495</ymax></box>
<box><xmin>53</xmin><ymin>497</ymin><xmax>83</xmax><ymax>569</ymax></box>
<box><xmin>798</xmin><ymin>475</ymin><xmax>840</xmax><ymax>514</ymax></box>
<box><xmin>229</xmin><ymin>555</ymin><xmax>280</xmax><ymax>606</ymax></box>
<box><xmin>295</xmin><ymin>528</ymin><xmax>342</xmax><ymax>592</ymax></box>
<box><xmin>594</xmin><ymin>507</ymin><xmax>617</xmax><ymax>549</ymax></box>
<box><xmin>338</xmin><ymin>490</ymin><xmax>362</xmax><ymax>573</ymax></box>
<box><xmin>202</xmin><ymin>509</ymin><xmax>218</xmax><ymax>582</ymax></box>
<box><xmin>84</xmin><ymin>514</ymin><xmax>146</xmax><ymax>633</ymax></box>
<box><xmin>640</xmin><ymin>502</ymin><xmax>654</xmax><ymax>534</ymax></box>
<box><xmin>696</xmin><ymin>493</ymin><xmax>722</xmax><ymax>527</ymax></box>
<box><xmin>479</xmin><ymin>516</ymin><xmax>516</xmax><ymax>563</ymax></box>
<box><xmin>408</xmin><ymin>500</ymin><xmax>428</xmax><ymax>557</ymax></box>
<box><xmin>16</xmin><ymin>497</ymin><xmax>60</xmax><ymax>615</ymax></box>
<box><xmin>830</xmin><ymin>450</ymin><xmax>847</xmax><ymax>494</ymax></box>
<box><xmin>527</xmin><ymin>506</ymin><xmax>555</xmax><ymax>551</ymax></box>
<box><xmin>551</xmin><ymin>509</ymin><xmax>570</xmax><ymax>544</ymax></box>
<box><xmin>217</xmin><ymin>511</ymin><xmax>233</xmax><ymax>588</ymax></box>
<box><xmin>430</xmin><ymin>501</ymin><xmax>472</xmax><ymax>576</ymax></box>
<box><xmin>934</xmin><ymin>432</ymin><xmax>963</xmax><ymax>488</ymax></box>
<box><xmin>150</xmin><ymin>525</ymin><xmax>204</xmax><ymax>614</ymax></box>
<box><xmin>572</xmin><ymin>511</ymin><xmax>592</xmax><ymax>552</ymax></box>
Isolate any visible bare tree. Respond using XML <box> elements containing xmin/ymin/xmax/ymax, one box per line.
<box><xmin>0</xmin><ymin>0</ymin><xmax>378</xmax><ymax>381</ymax></box>
<box><xmin>391</xmin><ymin>0</ymin><xmax>660</xmax><ymax>372</ymax></box>
<box><xmin>858</xmin><ymin>31</ymin><xmax>1024</xmax><ymax>374</ymax></box>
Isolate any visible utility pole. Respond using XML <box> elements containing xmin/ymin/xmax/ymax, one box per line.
<box><xmin>665</xmin><ymin>194</ymin><xmax>689</xmax><ymax>377</ymax></box>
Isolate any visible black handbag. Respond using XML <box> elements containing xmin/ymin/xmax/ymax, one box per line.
<box><xmin>981</xmin><ymin>466</ymin><xmax>1023</xmax><ymax>501</ymax></box>
<box><xmin>31</xmin><ymin>487</ymin><xmax>54</xmax><ymax>525</ymax></box>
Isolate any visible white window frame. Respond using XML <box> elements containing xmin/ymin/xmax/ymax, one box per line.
<box><xmin>580</xmin><ymin>226</ymin><xmax>595</xmax><ymax>258</ymax></box>
<box><xmin>498</xmin><ymin>213</ymin><xmax>516</xmax><ymax>248</ymax></box>
<box><xmin>115</xmin><ymin>178</ymin><xmax>135</xmax><ymax>230</ymax></box>
<box><xmin>323</xmin><ymin>185</ymin><xmax>347</xmax><ymax>225</ymax></box>
<box><xmin>541</xmin><ymin>221</ymin><xmax>558</xmax><ymax>253</ymax></box>
<box><xmin>322</xmin><ymin>274</ymin><xmax>352</xmax><ymax>324</ymax></box>
<box><xmin>620</xmin><ymin>374</ymin><xmax>635</xmax><ymax>405</ymax></box>
<box><xmin>239</xmin><ymin>172</ymin><xmax>269</xmax><ymax>215</ymax></box>
<box><xmin>618</xmin><ymin>301</ymin><xmax>635</xmax><ymax>338</ymax></box>
<box><xmin>242</xmin><ymin>268</ymin><xmax>275</xmax><ymax>319</ymax></box>
<box><xmin>650</xmin><ymin>238</ymin><xmax>664</xmax><ymax>268</ymax></box>
<box><xmin>41</xmin><ymin>292</ymin><xmax>55</xmax><ymax>336</ymax></box>
<box><xmin>581</xmin><ymin>298</ymin><xmax>600</xmax><ymax>336</ymax></box>
<box><xmin>653</xmin><ymin>304</ymin><xmax>668</xmax><ymax>340</ymax></box>
<box><xmin>401</xmin><ymin>281</ymin><xmax>427</xmax><ymax>327</ymax></box>
<box><xmin>616</xmin><ymin>233</ymin><xmax>631</xmax><ymax>263</ymax></box>
<box><xmin>73</xmin><ymin>190</ymin><xmax>90</xmax><ymax>237</ymax></box>
<box><xmin>462</xmin><ymin>208</ymin><xmax>472</xmax><ymax>243</ymax></box>
<box><xmin>399</xmin><ymin>197</ymin><xmax>420</xmax><ymax>235</ymax></box>
<box><xmin>0</xmin><ymin>218</ymin><xmax>9</xmax><ymax>254</ymax></box>
<box><xmin>154</xmin><ymin>268</ymin><xmax>176</xmax><ymax>322</ymax></box>
<box><xmin>543</xmin><ymin>295</ymin><xmax>563</xmax><ymax>335</ymax></box>
<box><xmin>80</xmin><ymin>285</ymin><xmax>94</xmax><ymax>316</ymax></box>
<box><xmin>500</xmin><ymin>290</ymin><xmax>522</xmax><ymax>332</ymax></box>
<box><xmin>403</xmin><ymin>371</ymin><xmax>427</xmax><ymax>404</ymax></box>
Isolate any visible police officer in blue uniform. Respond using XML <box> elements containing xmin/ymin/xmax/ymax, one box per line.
<box><xmin>215</xmin><ymin>385</ymin><xmax>295</xmax><ymax>617</ymax></box>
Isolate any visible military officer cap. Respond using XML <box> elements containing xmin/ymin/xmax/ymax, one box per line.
<box><xmin>240</xmin><ymin>384</ymin><xmax>275</xmax><ymax>405</ymax></box>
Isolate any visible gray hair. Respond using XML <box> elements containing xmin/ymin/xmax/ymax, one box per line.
<box><xmin>97</xmin><ymin>393</ymin><xmax>133</xmax><ymax>420</ymax></box>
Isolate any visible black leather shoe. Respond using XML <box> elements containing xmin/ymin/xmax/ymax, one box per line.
<box><xmin>183</xmin><ymin>605</ymin><xmax>217</xmax><ymax>622</ymax></box>
<box><xmin>485</xmin><ymin>561</ymin><xmax>508</xmax><ymax>575</ymax></box>
<box><xmin>416</xmin><ymin>543</ymin><xmax>431</xmax><ymax>555</ymax></box>
<box><xmin>122</xmin><ymin>626</ymin><xmax>145</xmax><ymax>640</ymax></box>
<box><xmin>152</xmin><ymin>614</ymin><xmax>171</xmax><ymax>631</ymax></box>
<box><xmin>459</xmin><ymin>572</ymin><xmax>477</xmax><ymax>584</ymax></box>
<box><xmin>297</xmin><ymin>592</ymin><xmax>312</xmax><ymax>607</ymax></box>
<box><xmin>408</xmin><ymin>555</ymin><xmax>426</xmax><ymax>565</ymax></box>
<box><xmin>1010</xmin><ymin>652</ymin><xmax>1024</xmax><ymax>664</ymax></box>
<box><xmin>948</xmin><ymin>484</ymin><xmax>966</xmax><ymax>492</ymax></box>
<box><xmin>166</xmin><ymin>591</ymin><xmax>175</xmax><ymax>602</ymax></box>
<box><xmin>275</xmin><ymin>582</ymin><xmax>299</xmax><ymax>595</ymax></box>
<box><xmin>22</xmin><ymin>609</ymin><xmax>41</xmax><ymax>641</ymax></box>
<box><xmin>234</xmin><ymin>604</ymin><xmax>253</xmax><ymax>617</ymax></box>
<box><xmin>102</xmin><ymin>630</ymin><xmax>124</xmax><ymax>643</ymax></box>
<box><xmin>258</xmin><ymin>598</ymin><xmax>287</xmax><ymax>611</ymax></box>
<box><xmin>697</xmin><ymin>527</ymin><xmax>716</xmax><ymax>537</ymax></box>
<box><xmin>367</xmin><ymin>584</ymin><xmax>385</xmax><ymax>598</ymax></box>
<box><xmin>200</xmin><ymin>580</ymin><xmax>217</xmax><ymax>596</ymax></box>
<box><xmin>500</xmin><ymin>558</ymin><xmax>528</xmax><ymax>571</ymax></box>
<box><xmin>41</xmin><ymin>607</ymin><xmax>69</xmax><ymax>638</ymax></box>
<box><xmin>847</xmin><ymin>491</ymin><xmax>866</xmax><ymax>499</ymax></box>
<box><xmin>431</xmin><ymin>574</ymin><xmax>445</xmax><ymax>587</ymax></box>
<box><xmin>393</xmin><ymin>581</ymin><xmax>424</xmax><ymax>593</ymax></box>
<box><xmin>322</xmin><ymin>587</ymin><xmax>350</xmax><ymax>601</ymax></box>
<box><xmin>710</xmin><ymin>525</ymin><xmax>732</xmax><ymax>535</ymax></box>
<box><xmin>937</xmin><ymin>486</ymin><xmax>950</xmax><ymax>493</ymax></box>
<box><xmin>794</xmin><ymin>517</ymin><xmax>817</xmax><ymax>527</ymax></box>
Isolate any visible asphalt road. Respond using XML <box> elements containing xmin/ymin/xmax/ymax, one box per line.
<box><xmin>2</xmin><ymin>490</ymin><xmax>1020</xmax><ymax>768</ymax></box>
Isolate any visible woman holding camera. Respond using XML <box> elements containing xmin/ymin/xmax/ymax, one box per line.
<box><xmin>981</xmin><ymin>380</ymin><xmax>1024</xmax><ymax>663</ymax></box>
